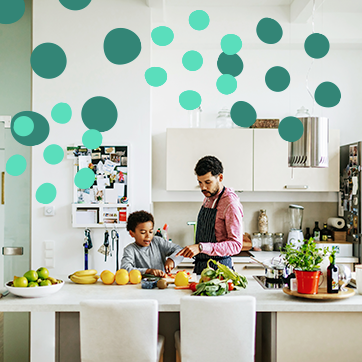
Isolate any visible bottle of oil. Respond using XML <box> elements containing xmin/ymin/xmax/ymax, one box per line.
<box><xmin>313</xmin><ymin>221</ymin><xmax>320</xmax><ymax>241</ymax></box>
<box><xmin>327</xmin><ymin>254</ymin><xmax>339</xmax><ymax>294</ymax></box>
<box><xmin>320</xmin><ymin>223</ymin><xmax>329</xmax><ymax>241</ymax></box>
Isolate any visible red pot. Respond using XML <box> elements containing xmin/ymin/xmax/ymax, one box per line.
<box><xmin>295</xmin><ymin>270</ymin><xmax>321</xmax><ymax>294</ymax></box>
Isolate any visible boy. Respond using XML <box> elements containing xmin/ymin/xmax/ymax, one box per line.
<box><xmin>121</xmin><ymin>211</ymin><xmax>183</xmax><ymax>277</ymax></box>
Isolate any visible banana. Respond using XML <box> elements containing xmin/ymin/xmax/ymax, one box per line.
<box><xmin>70</xmin><ymin>274</ymin><xmax>99</xmax><ymax>284</ymax></box>
<box><xmin>72</xmin><ymin>269</ymin><xmax>98</xmax><ymax>277</ymax></box>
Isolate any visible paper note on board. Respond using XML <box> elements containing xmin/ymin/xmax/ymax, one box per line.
<box><xmin>97</xmin><ymin>175</ymin><xmax>110</xmax><ymax>190</ymax></box>
<box><xmin>103</xmin><ymin>160</ymin><xmax>117</xmax><ymax>173</ymax></box>
<box><xmin>79</xmin><ymin>155</ymin><xmax>91</xmax><ymax>170</ymax></box>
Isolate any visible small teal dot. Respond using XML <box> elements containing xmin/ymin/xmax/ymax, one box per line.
<box><xmin>221</xmin><ymin>34</ymin><xmax>242</xmax><ymax>55</ymax></box>
<box><xmin>43</xmin><ymin>144</ymin><xmax>64</xmax><ymax>165</ymax></box>
<box><xmin>151</xmin><ymin>26</ymin><xmax>174</xmax><ymax>46</ymax></box>
<box><xmin>145</xmin><ymin>67</ymin><xmax>167</xmax><ymax>87</ymax></box>
<box><xmin>304</xmin><ymin>33</ymin><xmax>330</xmax><ymax>59</ymax></box>
<box><xmin>189</xmin><ymin>10</ymin><xmax>210</xmax><ymax>31</ymax></box>
<box><xmin>74</xmin><ymin>168</ymin><xmax>95</xmax><ymax>189</ymax></box>
<box><xmin>179</xmin><ymin>90</ymin><xmax>202</xmax><ymax>110</ymax></box>
<box><xmin>51</xmin><ymin>103</ymin><xmax>72</xmax><ymax>124</ymax></box>
<box><xmin>265</xmin><ymin>66</ymin><xmax>290</xmax><ymax>92</ymax></box>
<box><xmin>36</xmin><ymin>183</ymin><xmax>57</xmax><ymax>204</ymax></box>
<box><xmin>82</xmin><ymin>129</ymin><xmax>103</xmax><ymax>149</ymax></box>
<box><xmin>216</xmin><ymin>74</ymin><xmax>237</xmax><ymax>95</ymax></box>
<box><xmin>6</xmin><ymin>155</ymin><xmax>27</xmax><ymax>176</ymax></box>
<box><xmin>315</xmin><ymin>81</ymin><xmax>341</xmax><ymax>108</ymax></box>
<box><xmin>0</xmin><ymin>0</ymin><xmax>25</xmax><ymax>25</ymax></box>
<box><xmin>182</xmin><ymin>51</ymin><xmax>203</xmax><ymax>71</ymax></box>
<box><xmin>278</xmin><ymin>117</ymin><xmax>304</xmax><ymax>142</ymax></box>
<box><xmin>13</xmin><ymin>116</ymin><xmax>34</xmax><ymax>137</ymax></box>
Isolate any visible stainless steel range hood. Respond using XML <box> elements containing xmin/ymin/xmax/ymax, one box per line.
<box><xmin>288</xmin><ymin>116</ymin><xmax>329</xmax><ymax>168</ymax></box>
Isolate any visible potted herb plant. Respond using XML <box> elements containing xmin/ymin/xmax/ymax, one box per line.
<box><xmin>280</xmin><ymin>238</ymin><xmax>328</xmax><ymax>294</ymax></box>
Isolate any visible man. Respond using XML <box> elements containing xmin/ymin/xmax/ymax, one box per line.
<box><xmin>176</xmin><ymin>155</ymin><xmax>245</xmax><ymax>275</ymax></box>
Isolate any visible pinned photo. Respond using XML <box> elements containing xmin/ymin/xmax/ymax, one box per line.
<box><xmin>92</xmin><ymin>152</ymin><xmax>101</xmax><ymax>159</ymax></box>
<box><xmin>121</xmin><ymin>156</ymin><xmax>127</xmax><ymax>166</ymax></box>
<box><xmin>105</xmin><ymin>146</ymin><xmax>115</xmax><ymax>154</ymax></box>
<box><xmin>110</xmin><ymin>153</ymin><xmax>120</xmax><ymax>164</ymax></box>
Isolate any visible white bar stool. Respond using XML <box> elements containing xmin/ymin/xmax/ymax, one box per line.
<box><xmin>175</xmin><ymin>295</ymin><xmax>256</xmax><ymax>362</ymax></box>
<box><xmin>80</xmin><ymin>299</ymin><xmax>165</xmax><ymax>362</ymax></box>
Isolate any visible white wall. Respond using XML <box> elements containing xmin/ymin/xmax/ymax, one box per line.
<box><xmin>32</xmin><ymin>0</ymin><xmax>151</xmax><ymax>275</ymax></box>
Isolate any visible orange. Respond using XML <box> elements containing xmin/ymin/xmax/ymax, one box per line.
<box><xmin>129</xmin><ymin>270</ymin><xmax>142</xmax><ymax>284</ymax></box>
<box><xmin>101</xmin><ymin>271</ymin><xmax>115</xmax><ymax>285</ymax></box>
<box><xmin>175</xmin><ymin>271</ymin><xmax>189</xmax><ymax>287</ymax></box>
<box><xmin>115</xmin><ymin>269</ymin><xmax>129</xmax><ymax>285</ymax></box>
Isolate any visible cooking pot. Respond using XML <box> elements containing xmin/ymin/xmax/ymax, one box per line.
<box><xmin>250</xmin><ymin>256</ymin><xmax>291</xmax><ymax>280</ymax></box>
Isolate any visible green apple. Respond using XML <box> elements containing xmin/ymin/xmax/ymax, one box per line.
<box><xmin>24</xmin><ymin>270</ymin><xmax>38</xmax><ymax>282</ymax></box>
<box><xmin>36</xmin><ymin>267</ymin><xmax>49</xmax><ymax>280</ymax></box>
<box><xmin>13</xmin><ymin>277</ymin><xmax>28</xmax><ymax>287</ymax></box>
<box><xmin>28</xmin><ymin>282</ymin><xmax>39</xmax><ymax>287</ymax></box>
<box><xmin>40</xmin><ymin>279</ymin><xmax>52</xmax><ymax>287</ymax></box>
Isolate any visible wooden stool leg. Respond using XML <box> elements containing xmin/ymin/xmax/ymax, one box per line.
<box><xmin>176</xmin><ymin>349</ymin><xmax>181</xmax><ymax>362</ymax></box>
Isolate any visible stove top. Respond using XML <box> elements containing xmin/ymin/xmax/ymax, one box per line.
<box><xmin>253</xmin><ymin>275</ymin><xmax>285</xmax><ymax>290</ymax></box>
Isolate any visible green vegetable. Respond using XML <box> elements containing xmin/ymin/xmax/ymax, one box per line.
<box><xmin>192</xmin><ymin>278</ymin><xmax>229</xmax><ymax>296</ymax></box>
<box><xmin>209</xmin><ymin>260</ymin><xmax>248</xmax><ymax>289</ymax></box>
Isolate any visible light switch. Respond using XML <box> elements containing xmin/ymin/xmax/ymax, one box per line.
<box><xmin>45</xmin><ymin>258</ymin><xmax>54</xmax><ymax>268</ymax></box>
<box><xmin>44</xmin><ymin>240</ymin><xmax>54</xmax><ymax>250</ymax></box>
<box><xmin>45</xmin><ymin>250</ymin><xmax>54</xmax><ymax>258</ymax></box>
<box><xmin>44</xmin><ymin>205</ymin><xmax>55</xmax><ymax>216</ymax></box>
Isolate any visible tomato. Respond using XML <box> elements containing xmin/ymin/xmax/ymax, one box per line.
<box><xmin>219</xmin><ymin>275</ymin><xmax>224</xmax><ymax>280</ymax></box>
<box><xmin>189</xmin><ymin>282</ymin><xmax>198</xmax><ymax>292</ymax></box>
<box><xmin>228</xmin><ymin>282</ymin><xmax>234</xmax><ymax>291</ymax></box>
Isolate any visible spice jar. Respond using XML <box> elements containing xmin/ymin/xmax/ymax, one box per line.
<box><xmin>273</xmin><ymin>232</ymin><xmax>284</xmax><ymax>251</ymax></box>
<box><xmin>258</xmin><ymin>209</ymin><xmax>268</xmax><ymax>234</ymax></box>
<box><xmin>262</xmin><ymin>232</ymin><xmax>274</xmax><ymax>251</ymax></box>
<box><xmin>251</xmin><ymin>232</ymin><xmax>262</xmax><ymax>249</ymax></box>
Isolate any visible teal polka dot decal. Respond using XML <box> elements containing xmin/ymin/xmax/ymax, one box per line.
<box><xmin>145</xmin><ymin>67</ymin><xmax>167</xmax><ymax>87</ymax></box>
<box><xmin>221</xmin><ymin>34</ymin><xmax>242</xmax><ymax>55</ymax></box>
<box><xmin>265</xmin><ymin>66</ymin><xmax>290</xmax><ymax>92</ymax></box>
<box><xmin>0</xmin><ymin>0</ymin><xmax>25</xmax><ymax>24</ymax></box>
<box><xmin>59</xmin><ymin>0</ymin><xmax>91</xmax><ymax>11</ymax></box>
<box><xmin>13</xmin><ymin>116</ymin><xmax>34</xmax><ymax>137</ymax></box>
<box><xmin>43</xmin><ymin>144</ymin><xmax>64</xmax><ymax>165</ymax></box>
<box><xmin>304</xmin><ymin>33</ymin><xmax>329</xmax><ymax>59</ymax></box>
<box><xmin>189</xmin><ymin>10</ymin><xmax>210</xmax><ymax>31</ymax></box>
<box><xmin>151</xmin><ymin>26</ymin><xmax>174</xmax><ymax>46</ymax></box>
<box><xmin>216</xmin><ymin>74</ymin><xmax>237</xmax><ymax>95</ymax></box>
<box><xmin>230</xmin><ymin>101</ymin><xmax>257</xmax><ymax>128</ymax></box>
<box><xmin>6</xmin><ymin>155</ymin><xmax>26</xmax><ymax>176</ymax></box>
<box><xmin>31</xmin><ymin>43</ymin><xmax>67</xmax><ymax>79</ymax></box>
<box><xmin>51</xmin><ymin>102</ymin><xmax>72</xmax><ymax>124</ymax></box>
<box><xmin>278</xmin><ymin>117</ymin><xmax>304</xmax><ymax>142</ymax></box>
<box><xmin>182</xmin><ymin>51</ymin><xmax>203</xmax><ymax>71</ymax></box>
<box><xmin>82</xmin><ymin>129</ymin><xmax>103</xmax><ymax>150</ymax></box>
<box><xmin>104</xmin><ymin>28</ymin><xmax>141</xmax><ymax>65</ymax></box>
<box><xmin>74</xmin><ymin>168</ymin><xmax>95</xmax><ymax>189</ymax></box>
<box><xmin>11</xmin><ymin>111</ymin><xmax>49</xmax><ymax>146</ymax></box>
<box><xmin>217</xmin><ymin>53</ymin><xmax>243</xmax><ymax>77</ymax></box>
<box><xmin>179</xmin><ymin>90</ymin><xmax>202</xmax><ymax>110</ymax></box>
<box><xmin>81</xmin><ymin>96</ymin><xmax>118</xmax><ymax>132</ymax></box>
<box><xmin>36</xmin><ymin>183</ymin><xmax>57</xmax><ymax>204</ymax></box>
<box><xmin>315</xmin><ymin>82</ymin><xmax>341</xmax><ymax>108</ymax></box>
<box><xmin>257</xmin><ymin>18</ymin><xmax>283</xmax><ymax>44</ymax></box>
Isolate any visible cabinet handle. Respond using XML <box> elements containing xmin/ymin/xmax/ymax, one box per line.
<box><xmin>244</xmin><ymin>265</ymin><xmax>265</xmax><ymax>269</ymax></box>
<box><xmin>1</xmin><ymin>171</ymin><xmax>4</xmax><ymax>205</ymax></box>
<box><xmin>284</xmin><ymin>185</ymin><xmax>308</xmax><ymax>189</ymax></box>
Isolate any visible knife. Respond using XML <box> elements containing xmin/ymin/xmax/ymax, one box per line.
<box><xmin>0</xmin><ymin>290</ymin><xmax>9</xmax><ymax>299</ymax></box>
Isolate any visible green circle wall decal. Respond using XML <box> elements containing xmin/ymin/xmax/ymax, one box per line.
<box><xmin>74</xmin><ymin>168</ymin><xmax>95</xmax><ymax>189</ymax></box>
<box><xmin>217</xmin><ymin>53</ymin><xmax>243</xmax><ymax>77</ymax></box>
<box><xmin>6</xmin><ymin>155</ymin><xmax>27</xmax><ymax>176</ymax></box>
<box><xmin>13</xmin><ymin>116</ymin><xmax>34</xmax><ymax>137</ymax></box>
<box><xmin>145</xmin><ymin>67</ymin><xmax>167</xmax><ymax>87</ymax></box>
<box><xmin>189</xmin><ymin>10</ymin><xmax>210</xmax><ymax>31</ymax></box>
<box><xmin>216</xmin><ymin>74</ymin><xmax>237</xmax><ymax>95</ymax></box>
<box><xmin>265</xmin><ymin>66</ymin><xmax>290</xmax><ymax>92</ymax></box>
<box><xmin>182</xmin><ymin>51</ymin><xmax>203</xmax><ymax>71</ymax></box>
<box><xmin>36</xmin><ymin>183</ymin><xmax>57</xmax><ymax>204</ymax></box>
<box><xmin>0</xmin><ymin>0</ymin><xmax>25</xmax><ymax>24</ymax></box>
<box><xmin>278</xmin><ymin>117</ymin><xmax>304</xmax><ymax>142</ymax></box>
<box><xmin>230</xmin><ymin>101</ymin><xmax>257</xmax><ymax>128</ymax></box>
<box><xmin>151</xmin><ymin>26</ymin><xmax>174</xmax><ymax>46</ymax></box>
<box><xmin>51</xmin><ymin>102</ymin><xmax>72</xmax><ymax>124</ymax></box>
<box><xmin>179</xmin><ymin>90</ymin><xmax>202</xmax><ymax>110</ymax></box>
<box><xmin>221</xmin><ymin>34</ymin><xmax>242</xmax><ymax>55</ymax></box>
<box><xmin>315</xmin><ymin>81</ymin><xmax>341</xmax><ymax>108</ymax></box>
<box><xmin>257</xmin><ymin>18</ymin><xmax>283</xmax><ymax>44</ymax></box>
<box><xmin>82</xmin><ymin>129</ymin><xmax>103</xmax><ymax>150</ymax></box>
<box><xmin>59</xmin><ymin>0</ymin><xmax>92</xmax><ymax>11</ymax></box>
<box><xmin>44</xmin><ymin>144</ymin><xmax>64</xmax><ymax>165</ymax></box>
<box><xmin>304</xmin><ymin>33</ymin><xmax>330</xmax><ymax>59</ymax></box>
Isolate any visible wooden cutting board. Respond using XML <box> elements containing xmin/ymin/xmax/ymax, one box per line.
<box><xmin>283</xmin><ymin>287</ymin><xmax>355</xmax><ymax>300</ymax></box>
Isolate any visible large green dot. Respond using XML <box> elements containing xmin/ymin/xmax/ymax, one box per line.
<box><xmin>81</xmin><ymin>96</ymin><xmax>118</xmax><ymax>132</ymax></box>
<box><xmin>51</xmin><ymin>103</ymin><xmax>72</xmax><ymax>124</ymax></box>
<box><xmin>74</xmin><ymin>168</ymin><xmax>95</xmax><ymax>189</ymax></box>
<box><xmin>104</xmin><ymin>28</ymin><xmax>141</xmax><ymax>65</ymax></box>
<box><xmin>43</xmin><ymin>144</ymin><xmax>64</xmax><ymax>165</ymax></box>
<box><xmin>221</xmin><ymin>34</ymin><xmax>242</xmax><ymax>55</ymax></box>
<box><xmin>82</xmin><ymin>129</ymin><xmax>103</xmax><ymax>150</ymax></box>
<box><xmin>217</xmin><ymin>53</ymin><xmax>243</xmax><ymax>77</ymax></box>
<box><xmin>59</xmin><ymin>0</ymin><xmax>92</xmax><ymax>11</ymax></box>
<box><xmin>278</xmin><ymin>117</ymin><xmax>304</xmax><ymax>142</ymax></box>
<box><xmin>31</xmin><ymin>43</ymin><xmax>67</xmax><ymax>79</ymax></box>
<box><xmin>145</xmin><ymin>67</ymin><xmax>167</xmax><ymax>87</ymax></box>
<box><xmin>230</xmin><ymin>101</ymin><xmax>257</xmax><ymax>128</ymax></box>
<box><xmin>36</xmin><ymin>183</ymin><xmax>57</xmax><ymax>204</ymax></box>
<box><xmin>315</xmin><ymin>82</ymin><xmax>341</xmax><ymax>108</ymax></box>
<box><xmin>151</xmin><ymin>26</ymin><xmax>174</xmax><ymax>46</ymax></box>
<box><xmin>257</xmin><ymin>18</ymin><xmax>283</xmax><ymax>44</ymax></box>
<box><xmin>179</xmin><ymin>90</ymin><xmax>202</xmax><ymax>110</ymax></box>
<box><xmin>216</xmin><ymin>74</ymin><xmax>237</xmax><ymax>95</ymax></box>
<box><xmin>265</xmin><ymin>66</ymin><xmax>290</xmax><ymax>92</ymax></box>
<box><xmin>6</xmin><ymin>155</ymin><xmax>27</xmax><ymax>176</ymax></box>
<box><xmin>0</xmin><ymin>0</ymin><xmax>25</xmax><ymax>24</ymax></box>
<box><xmin>182</xmin><ymin>51</ymin><xmax>203</xmax><ymax>71</ymax></box>
<box><xmin>189</xmin><ymin>10</ymin><xmax>210</xmax><ymax>31</ymax></box>
<box><xmin>304</xmin><ymin>33</ymin><xmax>330</xmax><ymax>59</ymax></box>
<box><xmin>13</xmin><ymin>116</ymin><xmax>34</xmax><ymax>137</ymax></box>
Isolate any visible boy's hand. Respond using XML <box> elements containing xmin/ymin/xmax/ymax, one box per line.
<box><xmin>146</xmin><ymin>268</ymin><xmax>166</xmax><ymax>277</ymax></box>
<box><xmin>164</xmin><ymin>259</ymin><xmax>175</xmax><ymax>274</ymax></box>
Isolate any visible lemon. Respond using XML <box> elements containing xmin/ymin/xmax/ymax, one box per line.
<box><xmin>101</xmin><ymin>271</ymin><xmax>115</xmax><ymax>285</ymax></box>
<box><xmin>129</xmin><ymin>270</ymin><xmax>142</xmax><ymax>284</ymax></box>
<box><xmin>115</xmin><ymin>269</ymin><xmax>129</xmax><ymax>285</ymax></box>
<box><xmin>175</xmin><ymin>271</ymin><xmax>189</xmax><ymax>287</ymax></box>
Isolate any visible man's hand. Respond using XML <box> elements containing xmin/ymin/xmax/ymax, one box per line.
<box><xmin>164</xmin><ymin>258</ymin><xmax>175</xmax><ymax>274</ymax></box>
<box><xmin>176</xmin><ymin>244</ymin><xmax>201</xmax><ymax>258</ymax></box>
<box><xmin>145</xmin><ymin>269</ymin><xmax>166</xmax><ymax>277</ymax></box>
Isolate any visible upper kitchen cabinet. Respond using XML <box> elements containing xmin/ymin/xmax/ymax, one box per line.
<box><xmin>253</xmin><ymin>129</ymin><xmax>340</xmax><ymax>192</ymax></box>
<box><xmin>166</xmin><ymin>128</ymin><xmax>253</xmax><ymax>191</ymax></box>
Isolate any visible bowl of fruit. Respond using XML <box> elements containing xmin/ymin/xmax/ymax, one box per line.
<box><xmin>5</xmin><ymin>267</ymin><xmax>64</xmax><ymax>298</ymax></box>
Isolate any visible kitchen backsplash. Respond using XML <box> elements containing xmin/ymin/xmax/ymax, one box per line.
<box><xmin>153</xmin><ymin>202</ymin><xmax>338</xmax><ymax>248</ymax></box>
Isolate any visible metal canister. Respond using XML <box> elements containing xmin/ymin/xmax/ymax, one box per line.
<box><xmin>273</xmin><ymin>232</ymin><xmax>284</xmax><ymax>251</ymax></box>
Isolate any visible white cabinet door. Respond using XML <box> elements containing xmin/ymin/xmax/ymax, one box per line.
<box><xmin>166</xmin><ymin>128</ymin><xmax>253</xmax><ymax>191</ymax></box>
<box><xmin>253</xmin><ymin>129</ymin><xmax>340</xmax><ymax>192</ymax></box>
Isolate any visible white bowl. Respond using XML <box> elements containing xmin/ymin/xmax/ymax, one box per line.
<box><xmin>5</xmin><ymin>280</ymin><xmax>64</xmax><ymax>298</ymax></box>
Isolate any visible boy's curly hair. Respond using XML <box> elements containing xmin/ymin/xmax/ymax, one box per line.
<box><xmin>127</xmin><ymin>210</ymin><xmax>154</xmax><ymax>232</ymax></box>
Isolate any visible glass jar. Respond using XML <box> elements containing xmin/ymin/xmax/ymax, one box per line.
<box><xmin>251</xmin><ymin>232</ymin><xmax>262</xmax><ymax>249</ymax></box>
<box><xmin>295</xmin><ymin>106</ymin><xmax>310</xmax><ymax>118</ymax></box>
<box><xmin>189</xmin><ymin>106</ymin><xmax>202</xmax><ymax>128</ymax></box>
<box><xmin>258</xmin><ymin>209</ymin><xmax>268</xmax><ymax>234</ymax></box>
<box><xmin>262</xmin><ymin>232</ymin><xmax>274</xmax><ymax>251</ymax></box>
<box><xmin>216</xmin><ymin>107</ymin><xmax>233</xmax><ymax>128</ymax></box>
<box><xmin>273</xmin><ymin>232</ymin><xmax>284</xmax><ymax>251</ymax></box>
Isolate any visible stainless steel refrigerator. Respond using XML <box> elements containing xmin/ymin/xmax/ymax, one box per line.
<box><xmin>340</xmin><ymin>142</ymin><xmax>362</xmax><ymax>261</ymax></box>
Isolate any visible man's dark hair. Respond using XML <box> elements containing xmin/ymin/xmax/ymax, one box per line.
<box><xmin>194</xmin><ymin>156</ymin><xmax>223</xmax><ymax>176</ymax></box>
<box><xmin>127</xmin><ymin>210</ymin><xmax>154</xmax><ymax>232</ymax></box>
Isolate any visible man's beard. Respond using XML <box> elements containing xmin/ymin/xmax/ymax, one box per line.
<box><xmin>202</xmin><ymin>186</ymin><xmax>220</xmax><ymax>197</ymax></box>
